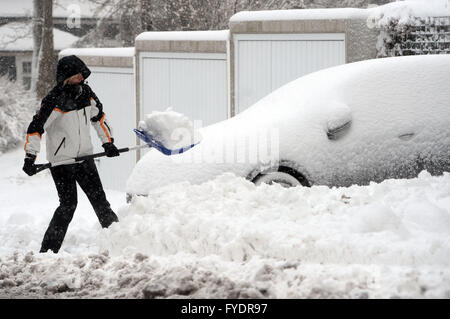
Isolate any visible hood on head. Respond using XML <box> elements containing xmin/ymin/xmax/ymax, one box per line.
<box><xmin>56</xmin><ymin>55</ymin><xmax>91</xmax><ymax>85</ymax></box>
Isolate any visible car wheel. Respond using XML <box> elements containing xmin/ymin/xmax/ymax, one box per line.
<box><xmin>252</xmin><ymin>166</ymin><xmax>310</xmax><ymax>188</ymax></box>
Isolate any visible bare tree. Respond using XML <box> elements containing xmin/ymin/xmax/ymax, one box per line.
<box><xmin>235</xmin><ymin>0</ymin><xmax>304</xmax><ymax>11</ymax></box>
<box><xmin>77</xmin><ymin>0</ymin><xmax>305</xmax><ymax>46</ymax></box>
<box><xmin>80</xmin><ymin>0</ymin><xmax>146</xmax><ymax>47</ymax></box>
<box><xmin>303</xmin><ymin>0</ymin><xmax>393</xmax><ymax>8</ymax></box>
<box><xmin>140</xmin><ymin>0</ymin><xmax>154</xmax><ymax>32</ymax></box>
<box><xmin>149</xmin><ymin>0</ymin><xmax>305</xmax><ymax>31</ymax></box>
<box><xmin>78</xmin><ymin>0</ymin><xmax>393</xmax><ymax>47</ymax></box>
<box><xmin>32</xmin><ymin>0</ymin><xmax>55</xmax><ymax>99</ymax></box>
<box><xmin>31</xmin><ymin>0</ymin><xmax>43</xmax><ymax>94</ymax></box>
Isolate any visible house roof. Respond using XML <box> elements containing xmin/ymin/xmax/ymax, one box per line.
<box><xmin>0</xmin><ymin>0</ymin><xmax>109</xmax><ymax>19</ymax></box>
<box><xmin>0</xmin><ymin>22</ymin><xmax>80</xmax><ymax>51</ymax></box>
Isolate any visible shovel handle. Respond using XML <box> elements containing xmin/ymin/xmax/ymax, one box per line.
<box><xmin>35</xmin><ymin>163</ymin><xmax>52</xmax><ymax>173</ymax></box>
<box><xmin>34</xmin><ymin>145</ymin><xmax>149</xmax><ymax>173</ymax></box>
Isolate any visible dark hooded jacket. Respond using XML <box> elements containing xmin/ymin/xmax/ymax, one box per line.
<box><xmin>24</xmin><ymin>55</ymin><xmax>114</xmax><ymax>163</ymax></box>
<box><xmin>56</xmin><ymin>54</ymin><xmax>92</xmax><ymax>85</ymax></box>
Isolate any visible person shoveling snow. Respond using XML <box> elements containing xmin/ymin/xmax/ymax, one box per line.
<box><xmin>22</xmin><ymin>55</ymin><xmax>201</xmax><ymax>254</ymax></box>
<box><xmin>23</xmin><ymin>55</ymin><xmax>120</xmax><ymax>254</ymax></box>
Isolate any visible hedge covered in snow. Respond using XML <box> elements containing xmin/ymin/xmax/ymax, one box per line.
<box><xmin>366</xmin><ymin>0</ymin><xmax>450</xmax><ymax>57</ymax></box>
<box><xmin>376</xmin><ymin>17</ymin><xmax>450</xmax><ymax>57</ymax></box>
<box><xmin>0</xmin><ymin>77</ymin><xmax>38</xmax><ymax>153</ymax></box>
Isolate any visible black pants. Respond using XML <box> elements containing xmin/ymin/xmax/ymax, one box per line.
<box><xmin>40</xmin><ymin>159</ymin><xmax>118</xmax><ymax>253</ymax></box>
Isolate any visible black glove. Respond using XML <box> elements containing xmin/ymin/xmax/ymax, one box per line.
<box><xmin>102</xmin><ymin>142</ymin><xmax>120</xmax><ymax>157</ymax></box>
<box><xmin>23</xmin><ymin>153</ymin><xmax>37</xmax><ymax>176</ymax></box>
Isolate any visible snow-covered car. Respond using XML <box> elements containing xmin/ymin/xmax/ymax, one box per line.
<box><xmin>126</xmin><ymin>55</ymin><xmax>450</xmax><ymax>200</ymax></box>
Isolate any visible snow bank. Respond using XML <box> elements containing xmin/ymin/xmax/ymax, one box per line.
<box><xmin>108</xmin><ymin>172</ymin><xmax>450</xmax><ymax>268</ymax></box>
<box><xmin>138</xmin><ymin>108</ymin><xmax>202</xmax><ymax>150</ymax></box>
<box><xmin>135</xmin><ymin>30</ymin><xmax>230</xmax><ymax>42</ymax></box>
<box><xmin>1</xmin><ymin>146</ymin><xmax>450</xmax><ymax>298</ymax></box>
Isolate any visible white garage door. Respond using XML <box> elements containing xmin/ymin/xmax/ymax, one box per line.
<box><xmin>140</xmin><ymin>52</ymin><xmax>229</xmax><ymax>129</ymax></box>
<box><xmin>235</xmin><ymin>33</ymin><xmax>346</xmax><ymax>113</ymax></box>
<box><xmin>87</xmin><ymin>67</ymin><xmax>136</xmax><ymax>192</ymax></box>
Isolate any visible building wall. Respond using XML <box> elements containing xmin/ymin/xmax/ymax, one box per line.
<box><xmin>233</xmin><ymin>33</ymin><xmax>346</xmax><ymax>113</ymax></box>
<box><xmin>14</xmin><ymin>53</ymin><xmax>33</xmax><ymax>89</ymax></box>
<box><xmin>346</xmin><ymin>19</ymin><xmax>378</xmax><ymax>63</ymax></box>
<box><xmin>0</xmin><ymin>52</ymin><xmax>17</xmax><ymax>81</ymax></box>
<box><xmin>139</xmin><ymin>52</ymin><xmax>228</xmax><ymax>126</ymax></box>
<box><xmin>134</xmin><ymin>39</ymin><xmax>230</xmax><ymax>161</ymax></box>
<box><xmin>0</xmin><ymin>51</ymin><xmax>67</xmax><ymax>91</ymax></box>
<box><xmin>229</xmin><ymin>18</ymin><xmax>378</xmax><ymax>116</ymax></box>
<box><xmin>0</xmin><ymin>51</ymin><xmax>35</xmax><ymax>88</ymax></box>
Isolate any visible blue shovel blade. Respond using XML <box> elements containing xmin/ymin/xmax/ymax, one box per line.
<box><xmin>134</xmin><ymin>129</ymin><xmax>200</xmax><ymax>156</ymax></box>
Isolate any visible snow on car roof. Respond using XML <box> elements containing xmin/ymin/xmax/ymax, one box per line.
<box><xmin>135</xmin><ymin>30</ymin><xmax>230</xmax><ymax>42</ymax></box>
<box><xmin>0</xmin><ymin>22</ymin><xmax>79</xmax><ymax>51</ymax></box>
<box><xmin>231</xmin><ymin>0</ymin><xmax>450</xmax><ymax>28</ymax></box>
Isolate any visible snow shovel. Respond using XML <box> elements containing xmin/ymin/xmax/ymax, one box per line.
<box><xmin>132</xmin><ymin>128</ymin><xmax>200</xmax><ymax>156</ymax></box>
<box><xmin>34</xmin><ymin>128</ymin><xmax>200</xmax><ymax>173</ymax></box>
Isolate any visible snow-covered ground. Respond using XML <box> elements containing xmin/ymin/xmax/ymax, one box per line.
<box><xmin>1</xmin><ymin>146</ymin><xmax>449</xmax><ymax>299</ymax></box>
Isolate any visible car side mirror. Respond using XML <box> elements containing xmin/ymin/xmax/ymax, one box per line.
<box><xmin>324</xmin><ymin>101</ymin><xmax>352</xmax><ymax>140</ymax></box>
<box><xmin>327</xmin><ymin>120</ymin><xmax>352</xmax><ymax>140</ymax></box>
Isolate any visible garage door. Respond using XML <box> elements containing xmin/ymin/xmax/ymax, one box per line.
<box><xmin>140</xmin><ymin>52</ymin><xmax>229</xmax><ymax>128</ymax></box>
<box><xmin>234</xmin><ymin>33</ymin><xmax>346</xmax><ymax>113</ymax></box>
<box><xmin>87</xmin><ymin>67</ymin><xmax>136</xmax><ymax>192</ymax></box>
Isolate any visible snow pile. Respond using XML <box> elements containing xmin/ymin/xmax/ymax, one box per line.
<box><xmin>138</xmin><ymin>108</ymin><xmax>202</xmax><ymax>150</ymax></box>
<box><xmin>0</xmin><ymin>145</ymin><xmax>450</xmax><ymax>298</ymax></box>
<box><xmin>106</xmin><ymin>172</ymin><xmax>450</xmax><ymax>268</ymax></box>
<box><xmin>0</xmin><ymin>78</ymin><xmax>37</xmax><ymax>153</ymax></box>
<box><xmin>367</xmin><ymin>0</ymin><xmax>450</xmax><ymax>28</ymax></box>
